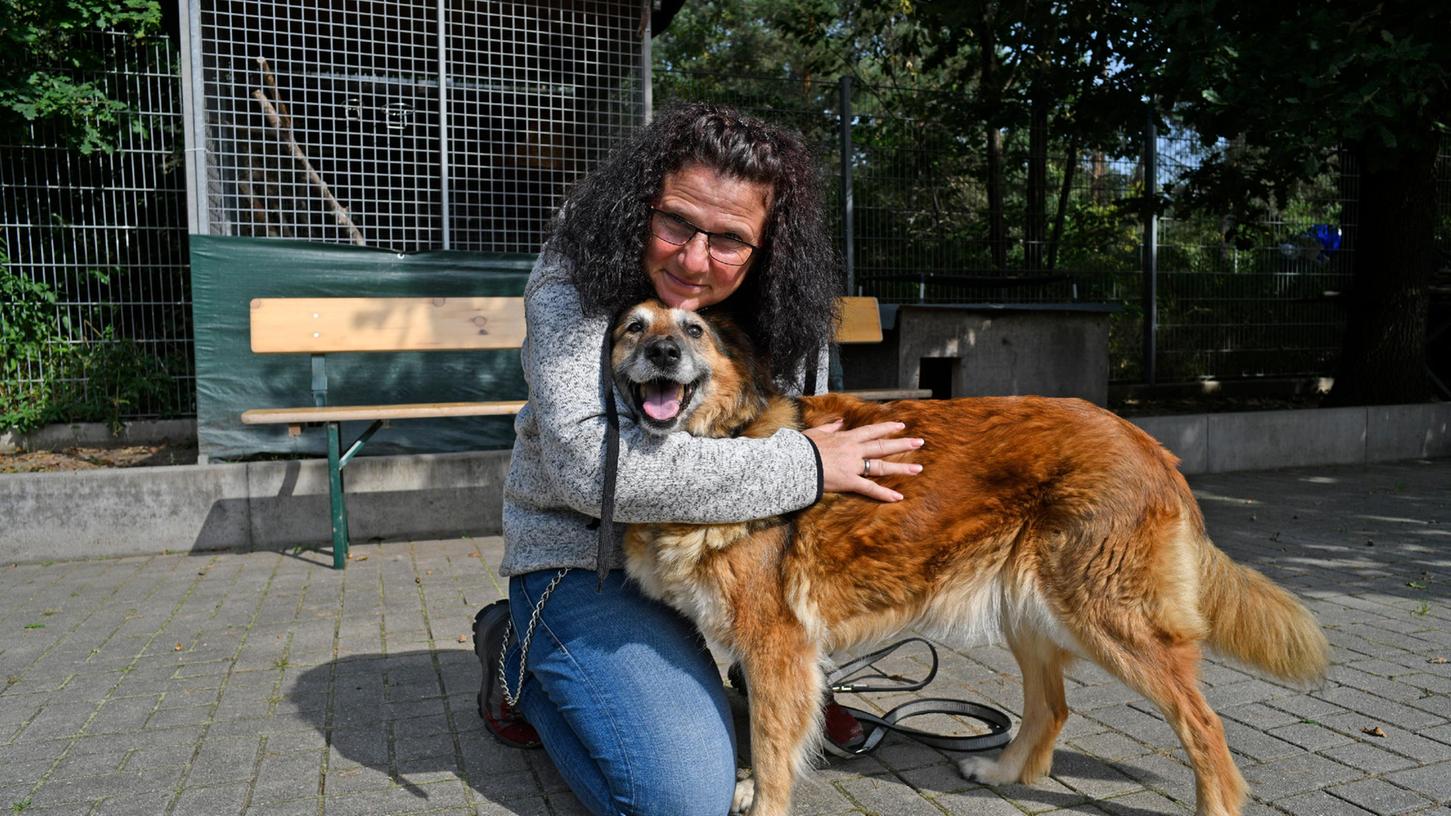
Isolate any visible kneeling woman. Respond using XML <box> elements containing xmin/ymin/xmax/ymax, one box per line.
<box><xmin>475</xmin><ymin>102</ymin><xmax>922</xmax><ymax>816</ymax></box>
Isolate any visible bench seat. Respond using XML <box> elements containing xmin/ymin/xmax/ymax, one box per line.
<box><xmin>241</xmin><ymin>400</ymin><xmax>527</xmax><ymax>429</ymax></box>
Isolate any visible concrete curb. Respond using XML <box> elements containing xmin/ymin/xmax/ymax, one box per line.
<box><xmin>0</xmin><ymin>418</ymin><xmax>198</xmax><ymax>454</ymax></box>
<box><xmin>2</xmin><ymin>403</ymin><xmax>1447</xmax><ymax>564</ymax></box>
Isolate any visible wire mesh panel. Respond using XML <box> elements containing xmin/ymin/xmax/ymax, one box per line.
<box><xmin>654</xmin><ymin>69</ymin><xmax>1368</xmax><ymax>384</ymax></box>
<box><xmin>1154</xmin><ymin>138</ymin><xmax>1355</xmax><ymax>381</ymax></box>
<box><xmin>0</xmin><ymin>33</ymin><xmax>193</xmax><ymax>421</ymax></box>
<box><xmin>189</xmin><ymin>0</ymin><xmax>644</xmax><ymax>252</ymax></box>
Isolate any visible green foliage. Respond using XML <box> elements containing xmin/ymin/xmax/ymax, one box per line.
<box><xmin>1</xmin><ymin>248</ymin><xmax>176</xmax><ymax>434</ymax></box>
<box><xmin>0</xmin><ymin>0</ymin><xmax>162</xmax><ymax>153</ymax></box>
<box><xmin>0</xmin><ymin>244</ymin><xmax>65</xmax><ymax>432</ymax></box>
<box><xmin>1154</xmin><ymin>1</ymin><xmax>1451</xmax><ymax>206</ymax></box>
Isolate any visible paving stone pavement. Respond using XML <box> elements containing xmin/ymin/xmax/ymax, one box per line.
<box><xmin>2</xmin><ymin>458</ymin><xmax>1448</xmax><ymax>816</ymax></box>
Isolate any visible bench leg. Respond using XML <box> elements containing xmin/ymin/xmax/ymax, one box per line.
<box><xmin>326</xmin><ymin>421</ymin><xmax>350</xmax><ymax>569</ymax></box>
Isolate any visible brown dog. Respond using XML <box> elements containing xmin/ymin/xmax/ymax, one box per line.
<box><xmin>612</xmin><ymin>299</ymin><xmax>1330</xmax><ymax>816</ymax></box>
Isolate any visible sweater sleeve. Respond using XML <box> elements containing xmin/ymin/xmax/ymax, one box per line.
<box><xmin>519</xmin><ymin>263</ymin><xmax>822</xmax><ymax>525</ymax></box>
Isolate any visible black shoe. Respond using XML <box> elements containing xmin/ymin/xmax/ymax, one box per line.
<box><xmin>473</xmin><ymin>599</ymin><xmax>542</xmax><ymax>749</ymax></box>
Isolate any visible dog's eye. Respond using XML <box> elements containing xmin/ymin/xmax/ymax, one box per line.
<box><xmin>625</xmin><ymin>320</ymin><xmax>644</xmax><ymax>333</ymax></box>
<box><xmin>686</xmin><ymin>324</ymin><xmax>704</xmax><ymax>339</ymax></box>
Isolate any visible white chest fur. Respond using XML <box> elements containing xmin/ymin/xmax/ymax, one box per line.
<box><xmin>623</xmin><ymin>523</ymin><xmax>752</xmax><ymax>648</ymax></box>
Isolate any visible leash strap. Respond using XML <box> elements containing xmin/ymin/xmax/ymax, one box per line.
<box><xmin>824</xmin><ymin>697</ymin><xmax>1012</xmax><ymax>756</ymax></box>
<box><xmin>823</xmin><ymin>638</ymin><xmax>1012</xmax><ymax>756</ymax></box>
<box><xmin>597</xmin><ymin>323</ymin><xmax>621</xmax><ymax>592</ymax></box>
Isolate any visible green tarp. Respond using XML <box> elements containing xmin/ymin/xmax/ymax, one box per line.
<box><xmin>190</xmin><ymin>235</ymin><xmax>534</xmax><ymax>461</ymax></box>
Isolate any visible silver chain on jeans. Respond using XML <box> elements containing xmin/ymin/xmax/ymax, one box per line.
<box><xmin>497</xmin><ymin>568</ymin><xmax>571</xmax><ymax>709</ymax></box>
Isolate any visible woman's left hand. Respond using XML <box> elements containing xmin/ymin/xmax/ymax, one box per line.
<box><xmin>802</xmin><ymin>419</ymin><xmax>924</xmax><ymax>502</ymax></box>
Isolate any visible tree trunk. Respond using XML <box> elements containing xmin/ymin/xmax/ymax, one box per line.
<box><xmin>1025</xmin><ymin>93</ymin><xmax>1049</xmax><ymax>272</ymax></box>
<box><xmin>987</xmin><ymin>126</ymin><xmax>1006</xmax><ymax>271</ymax></box>
<box><xmin>1324</xmin><ymin>141</ymin><xmax>1437</xmax><ymax>406</ymax></box>
<box><xmin>977</xmin><ymin>6</ymin><xmax>1007</xmax><ymax>271</ymax></box>
<box><xmin>1090</xmin><ymin>150</ymin><xmax>1106</xmax><ymax>205</ymax></box>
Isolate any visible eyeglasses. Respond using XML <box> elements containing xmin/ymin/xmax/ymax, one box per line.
<box><xmin>648</xmin><ymin>208</ymin><xmax>760</xmax><ymax>266</ymax></box>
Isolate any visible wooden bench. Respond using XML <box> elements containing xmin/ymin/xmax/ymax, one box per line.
<box><xmin>242</xmin><ymin>295</ymin><xmax>926</xmax><ymax>567</ymax></box>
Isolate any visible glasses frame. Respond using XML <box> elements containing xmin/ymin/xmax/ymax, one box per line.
<box><xmin>647</xmin><ymin>207</ymin><xmax>761</xmax><ymax>266</ymax></box>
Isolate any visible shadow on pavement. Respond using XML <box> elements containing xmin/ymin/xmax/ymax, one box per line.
<box><xmin>290</xmin><ymin>649</ymin><xmax>569</xmax><ymax>813</ymax></box>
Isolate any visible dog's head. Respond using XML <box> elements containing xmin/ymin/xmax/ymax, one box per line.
<box><xmin>610</xmin><ymin>300</ymin><xmax>768</xmax><ymax>438</ymax></box>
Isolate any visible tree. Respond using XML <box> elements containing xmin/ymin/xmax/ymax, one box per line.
<box><xmin>1151</xmin><ymin>1</ymin><xmax>1449</xmax><ymax>405</ymax></box>
<box><xmin>0</xmin><ymin>0</ymin><xmax>161</xmax><ymax>154</ymax></box>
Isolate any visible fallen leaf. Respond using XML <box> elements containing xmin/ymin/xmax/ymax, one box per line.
<box><xmin>457</xmin><ymin>634</ymin><xmax>468</xmax><ymax>643</ymax></box>
<box><xmin>174</xmin><ymin>642</ymin><xmax>183</xmax><ymax>652</ymax></box>
<box><xmin>1429</xmin><ymin>656</ymin><xmax>1448</xmax><ymax>665</ymax></box>
<box><xmin>1361</xmin><ymin>726</ymin><xmax>1387</xmax><ymax>737</ymax></box>
<box><xmin>355</xmin><ymin>555</ymin><xmax>368</xmax><ymax>562</ymax></box>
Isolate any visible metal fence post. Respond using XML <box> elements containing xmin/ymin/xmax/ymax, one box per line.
<box><xmin>839</xmin><ymin>75</ymin><xmax>854</xmax><ymax>295</ymax></box>
<box><xmin>641</xmin><ymin>0</ymin><xmax>653</xmax><ymax>123</ymax></box>
<box><xmin>437</xmin><ymin>0</ymin><xmax>451</xmax><ymax>249</ymax></box>
<box><xmin>178</xmin><ymin>0</ymin><xmax>208</xmax><ymax>236</ymax></box>
<box><xmin>1142</xmin><ymin>111</ymin><xmax>1158</xmax><ymax>384</ymax></box>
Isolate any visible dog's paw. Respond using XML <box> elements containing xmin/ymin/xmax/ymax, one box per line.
<box><xmin>730</xmin><ymin>769</ymin><xmax>755</xmax><ymax>815</ymax></box>
<box><xmin>957</xmin><ymin>755</ymin><xmax>1015</xmax><ymax>785</ymax></box>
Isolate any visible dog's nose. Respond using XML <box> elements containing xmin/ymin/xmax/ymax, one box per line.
<box><xmin>645</xmin><ymin>336</ymin><xmax>682</xmax><ymax>368</ymax></box>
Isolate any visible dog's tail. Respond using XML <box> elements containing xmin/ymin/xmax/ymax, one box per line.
<box><xmin>1198</xmin><ymin>536</ymin><xmax>1330</xmax><ymax>686</ymax></box>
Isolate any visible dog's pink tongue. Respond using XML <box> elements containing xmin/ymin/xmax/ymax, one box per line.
<box><xmin>641</xmin><ymin>381</ymin><xmax>683</xmax><ymax>421</ymax></box>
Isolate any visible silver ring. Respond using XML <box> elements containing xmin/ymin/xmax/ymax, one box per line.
<box><xmin>862</xmin><ymin>458</ymin><xmax>872</xmax><ymax>476</ymax></box>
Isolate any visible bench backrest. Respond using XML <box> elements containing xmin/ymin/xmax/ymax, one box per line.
<box><xmin>249</xmin><ymin>297</ymin><xmax>528</xmax><ymax>353</ymax></box>
<box><xmin>249</xmin><ymin>295</ymin><xmax>883</xmax><ymax>352</ymax></box>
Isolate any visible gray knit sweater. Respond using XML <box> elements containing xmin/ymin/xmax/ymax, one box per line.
<box><xmin>499</xmin><ymin>251</ymin><xmax>826</xmax><ymax>577</ymax></box>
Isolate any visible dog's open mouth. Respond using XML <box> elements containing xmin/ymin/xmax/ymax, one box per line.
<box><xmin>632</xmin><ymin>378</ymin><xmax>698</xmax><ymax>426</ymax></box>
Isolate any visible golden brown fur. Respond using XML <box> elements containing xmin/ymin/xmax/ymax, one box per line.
<box><xmin>611</xmin><ymin>300</ymin><xmax>1331</xmax><ymax>816</ymax></box>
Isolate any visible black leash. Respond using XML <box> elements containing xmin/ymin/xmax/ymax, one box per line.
<box><xmin>823</xmin><ymin>638</ymin><xmax>1011</xmax><ymax>756</ymax></box>
<box><xmin>596</xmin><ymin>322</ymin><xmax>621</xmax><ymax>592</ymax></box>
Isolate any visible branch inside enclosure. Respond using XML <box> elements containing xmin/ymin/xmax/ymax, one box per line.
<box><xmin>252</xmin><ymin>89</ymin><xmax>365</xmax><ymax>246</ymax></box>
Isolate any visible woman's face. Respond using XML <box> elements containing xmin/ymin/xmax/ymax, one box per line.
<box><xmin>644</xmin><ymin>163</ymin><xmax>773</xmax><ymax>311</ymax></box>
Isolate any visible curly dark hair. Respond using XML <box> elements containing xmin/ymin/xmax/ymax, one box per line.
<box><xmin>550</xmin><ymin>101</ymin><xmax>841</xmax><ymax>384</ymax></box>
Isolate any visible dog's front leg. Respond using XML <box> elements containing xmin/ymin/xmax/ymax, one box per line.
<box><xmin>740</xmin><ymin>630</ymin><xmax>822</xmax><ymax>816</ymax></box>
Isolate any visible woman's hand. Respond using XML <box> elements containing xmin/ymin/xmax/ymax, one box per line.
<box><xmin>802</xmin><ymin>419</ymin><xmax>924</xmax><ymax>502</ymax></box>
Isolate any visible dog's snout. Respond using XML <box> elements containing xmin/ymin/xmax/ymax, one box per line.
<box><xmin>645</xmin><ymin>336</ymin><xmax>682</xmax><ymax>368</ymax></box>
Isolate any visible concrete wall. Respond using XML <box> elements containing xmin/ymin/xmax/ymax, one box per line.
<box><xmin>0</xmin><ymin>450</ymin><xmax>510</xmax><ymax>562</ymax></box>
<box><xmin>2</xmin><ymin>403</ymin><xmax>1447</xmax><ymax>564</ymax></box>
<box><xmin>1129</xmin><ymin>402</ymin><xmax>1451</xmax><ymax>474</ymax></box>
<box><xmin>840</xmin><ymin>305</ymin><xmax>1113</xmax><ymax>405</ymax></box>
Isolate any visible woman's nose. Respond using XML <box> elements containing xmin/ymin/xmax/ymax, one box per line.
<box><xmin>678</xmin><ymin>232</ymin><xmax>712</xmax><ymax>272</ymax></box>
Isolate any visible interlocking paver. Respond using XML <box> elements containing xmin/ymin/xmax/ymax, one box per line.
<box><xmin>1276</xmin><ymin>789</ymin><xmax>1376</xmax><ymax>816</ymax></box>
<box><xmin>2</xmin><ymin>459</ymin><xmax>1449</xmax><ymax>814</ymax></box>
<box><xmin>1329</xmin><ymin>778</ymin><xmax>1437</xmax><ymax>815</ymax></box>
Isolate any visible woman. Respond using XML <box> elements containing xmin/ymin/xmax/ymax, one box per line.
<box><xmin>475</xmin><ymin>102</ymin><xmax>922</xmax><ymax>816</ymax></box>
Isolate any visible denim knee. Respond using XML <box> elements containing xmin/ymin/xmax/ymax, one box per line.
<box><xmin>610</xmin><ymin>711</ymin><xmax>736</xmax><ymax>816</ymax></box>
<box><xmin>507</xmin><ymin>570</ymin><xmax>741</xmax><ymax>816</ymax></box>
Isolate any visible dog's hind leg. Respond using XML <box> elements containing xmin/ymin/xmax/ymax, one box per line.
<box><xmin>1074</xmin><ymin>625</ymin><xmax>1245</xmax><ymax>816</ymax></box>
<box><xmin>739</xmin><ymin>631</ymin><xmax>822</xmax><ymax>816</ymax></box>
<box><xmin>958</xmin><ymin>631</ymin><xmax>1069</xmax><ymax>785</ymax></box>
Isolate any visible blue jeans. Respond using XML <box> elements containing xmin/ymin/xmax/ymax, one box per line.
<box><xmin>504</xmin><ymin>569</ymin><xmax>738</xmax><ymax>816</ymax></box>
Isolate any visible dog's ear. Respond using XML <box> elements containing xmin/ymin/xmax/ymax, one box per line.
<box><xmin>698</xmin><ymin>307</ymin><xmax>775</xmax><ymax>395</ymax></box>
